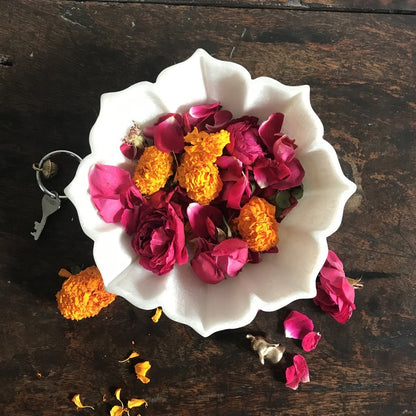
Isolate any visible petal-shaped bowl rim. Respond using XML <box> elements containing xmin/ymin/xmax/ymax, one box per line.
<box><xmin>65</xmin><ymin>49</ymin><xmax>356</xmax><ymax>336</ymax></box>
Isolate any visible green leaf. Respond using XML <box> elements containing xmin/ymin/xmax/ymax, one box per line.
<box><xmin>291</xmin><ymin>184</ymin><xmax>304</xmax><ymax>200</ymax></box>
<box><xmin>275</xmin><ymin>191</ymin><xmax>291</xmax><ymax>209</ymax></box>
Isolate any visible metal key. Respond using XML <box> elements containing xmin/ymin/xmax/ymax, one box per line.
<box><xmin>31</xmin><ymin>193</ymin><xmax>61</xmax><ymax>240</ymax></box>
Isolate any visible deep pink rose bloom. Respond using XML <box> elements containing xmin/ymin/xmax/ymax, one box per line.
<box><xmin>314</xmin><ymin>250</ymin><xmax>356</xmax><ymax>323</ymax></box>
<box><xmin>253</xmin><ymin>135</ymin><xmax>304</xmax><ymax>191</ymax></box>
<box><xmin>183</xmin><ymin>102</ymin><xmax>232</xmax><ymax>132</ymax></box>
<box><xmin>258</xmin><ymin>112</ymin><xmax>285</xmax><ymax>153</ymax></box>
<box><xmin>191</xmin><ymin>238</ymin><xmax>249</xmax><ymax>284</ymax></box>
<box><xmin>217</xmin><ymin>156</ymin><xmax>251</xmax><ymax>209</ymax></box>
<box><xmin>285</xmin><ymin>355</ymin><xmax>310</xmax><ymax>390</ymax></box>
<box><xmin>143</xmin><ymin>113</ymin><xmax>184</xmax><ymax>153</ymax></box>
<box><xmin>226</xmin><ymin>116</ymin><xmax>263</xmax><ymax>165</ymax></box>
<box><xmin>132</xmin><ymin>203</ymin><xmax>188</xmax><ymax>276</ymax></box>
<box><xmin>187</xmin><ymin>203</ymin><xmax>223</xmax><ymax>239</ymax></box>
<box><xmin>120</xmin><ymin>142</ymin><xmax>144</xmax><ymax>160</ymax></box>
<box><xmin>89</xmin><ymin>164</ymin><xmax>145</xmax><ymax>225</ymax></box>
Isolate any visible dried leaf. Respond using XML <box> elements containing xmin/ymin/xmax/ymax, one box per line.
<box><xmin>347</xmin><ymin>276</ymin><xmax>364</xmax><ymax>289</ymax></box>
<box><xmin>127</xmin><ymin>398</ymin><xmax>148</xmax><ymax>409</ymax></box>
<box><xmin>151</xmin><ymin>307</ymin><xmax>163</xmax><ymax>323</ymax></box>
<box><xmin>134</xmin><ymin>361</ymin><xmax>151</xmax><ymax>384</ymax></box>
<box><xmin>118</xmin><ymin>351</ymin><xmax>140</xmax><ymax>363</ymax></box>
<box><xmin>110</xmin><ymin>405</ymin><xmax>126</xmax><ymax>416</ymax></box>
<box><xmin>72</xmin><ymin>394</ymin><xmax>94</xmax><ymax>410</ymax></box>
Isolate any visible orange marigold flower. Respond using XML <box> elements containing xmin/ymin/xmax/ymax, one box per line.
<box><xmin>133</xmin><ymin>145</ymin><xmax>173</xmax><ymax>195</ymax></box>
<box><xmin>176</xmin><ymin>128</ymin><xmax>229</xmax><ymax>205</ymax></box>
<box><xmin>56</xmin><ymin>266</ymin><xmax>116</xmax><ymax>320</ymax></box>
<box><xmin>176</xmin><ymin>159</ymin><xmax>223</xmax><ymax>205</ymax></box>
<box><xmin>184</xmin><ymin>128</ymin><xmax>230</xmax><ymax>162</ymax></box>
<box><xmin>237</xmin><ymin>196</ymin><xmax>279</xmax><ymax>252</ymax></box>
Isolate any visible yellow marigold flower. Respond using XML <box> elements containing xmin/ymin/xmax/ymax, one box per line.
<box><xmin>133</xmin><ymin>145</ymin><xmax>173</xmax><ymax>195</ymax></box>
<box><xmin>184</xmin><ymin>128</ymin><xmax>230</xmax><ymax>163</ymax></box>
<box><xmin>176</xmin><ymin>159</ymin><xmax>223</xmax><ymax>205</ymax></box>
<box><xmin>56</xmin><ymin>266</ymin><xmax>116</xmax><ymax>320</ymax></box>
<box><xmin>237</xmin><ymin>196</ymin><xmax>279</xmax><ymax>252</ymax></box>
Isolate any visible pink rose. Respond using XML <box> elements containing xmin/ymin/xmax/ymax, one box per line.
<box><xmin>143</xmin><ymin>113</ymin><xmax>184</xmax><ymax>153</ymax></box>
<box><xmin>131</xmin><ymin>202</ymin><xmax>188</xmax><ymax>276</ymax></box>
<box><xmin>217</xmin><ymin>156</ymin><xmax>251</xmax><ymax>209</ymax></box>
<box><xmin>226</xmin><ymin>116</ymin><xmax>264</xmax><ymax>165</ymax></box>
<box><xmin>183</xmin><ymin>102</ymin><xmax>232</xmax><ymax>132</ymax></box>
<box><xmin>314</xmin><ymin>250</ymin><xmax>356</xmax><ymax>323</ymax></box>
<box><xmin>89</xmin><ymin>164</ymin><xmax>145</xmax><ymax>225</ymax></box>
<box><xmin>191</xmin><ymin>238</ymin><xmax>249</xmax><ymax>284</ymax></box>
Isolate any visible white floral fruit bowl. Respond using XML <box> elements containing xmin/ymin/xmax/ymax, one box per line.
<box><xmin>65</xmin><ymin>49</ymin><xmax>356</xmax><ymax>337</ymax></box>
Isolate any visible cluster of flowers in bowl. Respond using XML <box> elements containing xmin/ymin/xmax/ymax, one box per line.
<box><xmin>88</xmin><ymin>102</ymin><xmax>305</xmax><ymax>284</ymax></box>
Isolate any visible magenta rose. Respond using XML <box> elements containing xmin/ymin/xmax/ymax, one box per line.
<box><xmin>191</xmin><ymin>237</ymin><xmax>249</xmax><ymax>284</ymax></box>
<box><xmin>226</xmin><ymin>116</ymin><xmax>264</xmax><ymax>165</ymax></box>
<box><xmin>132</xmin><ymin>202</ymin><xmax>188</xmax><ymax>276</ymax></box>
<box><xmin>183</xmin><ymin>102</ymin><xmax>232</xmax><ymax>132</ymax></box>
<box><xmin>89</xmin><ymin>164</ymin><xmax>145</xmax><ymax>226</ymax></box>
<box><xmin>143</xmin><ymin>113</ymin><xmax>185</xmax><ymax>153</ymax></box>
<box><xmin>314</xmin><ymin>250</ymin><xmax>356</xmax><ymax>323</ymax></box>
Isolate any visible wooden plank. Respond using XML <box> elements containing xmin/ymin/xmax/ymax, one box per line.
<box><xmin>0</xmin><ymin>1</ymin><xmax>415</xmax><ymax>416</ymax></box>
<box><xmin>78</xmin><ymin>0</ymin><xmax>416</xmax><ymax>14</ymax></box>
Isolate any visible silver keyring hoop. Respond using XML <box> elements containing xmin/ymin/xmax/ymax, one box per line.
<box><xmin>35</xmin><ymin>150</ymin><xmax>82</xmax><ymax>199</ymax></box>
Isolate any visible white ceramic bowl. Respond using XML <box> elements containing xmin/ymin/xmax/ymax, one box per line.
<box><xmin>65</xmin><ymin>49</ymin><xmax>356</xmax><ymax>337</ymax></box>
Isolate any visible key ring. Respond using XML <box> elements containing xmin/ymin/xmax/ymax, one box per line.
<box><xmin>33</xmin><ymin>150</ymin><xmax>82</xmax><ymax>199</ymax></box>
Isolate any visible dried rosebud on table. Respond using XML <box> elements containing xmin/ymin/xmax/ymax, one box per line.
<box><xmin>56</xmin><ymin>266</ymin><xmax>116</xmax><ymax>320</ymax></box>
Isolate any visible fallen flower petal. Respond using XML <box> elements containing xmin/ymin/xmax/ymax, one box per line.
<box><xmin>151</xmin><ymin>307</ymin><xmax>163</xmax><ymax>323</ymax></box>
<box><xmin>301</xmin><ymin>331</ymin><xmax>322</xmax><ymax>352</ymax></box>
<box><xmin>110</xmin><ymin>405</ymin><xmax>126</xmax><ymax>416</ymax></box>
<box><xmin>118</xmin><ymin>351</ymin><xmax>140</xmax><ymax>363</ymax></box>
<box><xmin>115</xmin><ymin>388</ymin><xmax>123</xmax><ymax>404</ymax></box>
<box><xmin>135</xmin><ymin>361</ymin><xmax>151</xmax><ymax>384</ymax></box>
<box><xmin>127</xmin><ymin>398</ymin><xmax>148</xmax><ymax>409</ymax></box>
<box><xmin>72</xmin><ymin>394</ymin><xmax>94</xmax><ymax>410</ymax></box>
<box><xmin>285</xmin><ymin>355</ymin><xmax>310</xmax><ymax>390</ymax></box>
<box><xmin>284</xmin><ymin>310</ymin><xmax>314</xmax><ymax>339</ymax></box>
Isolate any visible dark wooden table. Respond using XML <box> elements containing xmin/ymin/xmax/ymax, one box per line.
<box><xmin>1</xmin><ymin>1</ymin><xmax>415</xmax><ymax>415</ymax></box>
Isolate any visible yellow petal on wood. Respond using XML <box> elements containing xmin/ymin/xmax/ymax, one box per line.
<box><xmin>118</xmin><ymin>351</ymin><xmax>140</xmax><ymax>363</ymax></box>
<box><xmin>58</xmin><ymin>268</ymin><xmax>72</xmax><ymax>278</ymax></box>
<box><xmin>134</xmin><ymin>361</ymin><xmax>151</xmax><ymax>384</ymax></box>
<box><xmin>151</xmin><ymin>307</ymin><xmax>162</xmax><ymax>323</ymax></box>
<box><xmin>110</xmin><ymin>405</ymin><xmax>126</xmax><ymax>416</ymax></box>
<box><xmin>115</xmin><ymin>388</ymin><xmax>122</xmax><ymax>403</ymax></box>
<box><xmin>72</xmin><ymin>394</ymin><xmax>94</xmax><ymax>410</ymax></box>
<box><xmin>127</xmin><ymin>398</ymin><xmax>148</xmax><ymax>409</ymax></box>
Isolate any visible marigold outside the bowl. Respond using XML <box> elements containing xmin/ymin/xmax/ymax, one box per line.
<box><xmin>56</xmin><ymin>266</ymin><xmax>116</xmax><ymax>320</ymax></box>
<box><xmin>237</xmin><ymin>196</ymin><xmax>279</xmax><ymax>252</ymax></box>
<box><xmin>133</xmin><ymin>145</ymin><xmax>173</xmax><ymax>195</ymax></box>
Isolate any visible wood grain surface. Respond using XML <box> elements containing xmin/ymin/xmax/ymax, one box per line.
<box><xmin>1</xmin><ymin>1</ymin><xmax>415</xmax><ymax>415</ymax></box>
<box><xmin>83</xmin><ymin>0</ymin><xmax>416</xmax><ymax>14</ymax></box>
